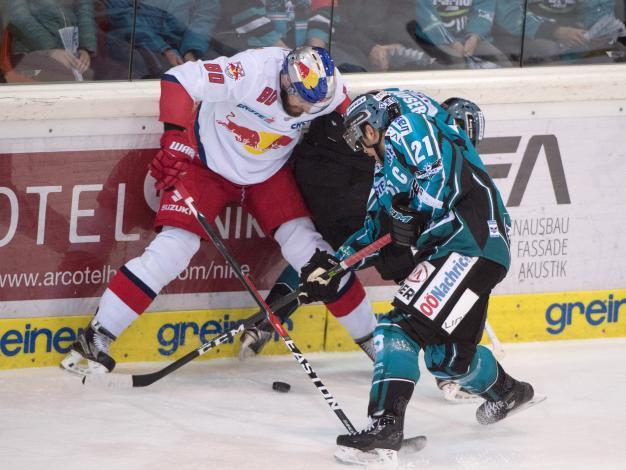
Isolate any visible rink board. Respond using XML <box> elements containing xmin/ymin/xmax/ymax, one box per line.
<box><xmin>1</xmin><ymin>288</ymin><xmax>624</xmax><ymax>369</ymax></box>
<box><xmin>2</xmin><ymin>66</ymin><xmax>626</xmax><ymax>370</ymax></box>
<box><xmin>327</xmin><ymin>287</ymin><xmax>626</xmax><ymax>352</ymax></box>
<box><xmin>2</xmin><ymin>67</ymin><xmax>626</xmax><ymax>315</ymax></box>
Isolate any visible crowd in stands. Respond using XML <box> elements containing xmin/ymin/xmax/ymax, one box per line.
<box><xmin>1</xmin><ymin>0</ymin><xmax>625</xmax><ymax>84</ymax></box>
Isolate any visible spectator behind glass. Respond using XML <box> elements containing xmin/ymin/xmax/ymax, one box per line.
<box><xmin>266</xmin><ymin>0</ymin><xmax>332</xmax><ymax>48</ymax></box>
<box><xmin>492</xmin><ymin>0</ymin><xmax>559</xmax><ymax>65</ymax></box>
<box><xmin>411</xmin><ymin>0</ymin><xmax>512</xmax><ymax>69</ymax></box>
<box><xmin>521</xmin><ymin>0</ymin><xmax>626</xmax><ymax>64</ymax></box>
<box><xmin>2</xmin><ymin>0</ymin><xmax>96</xmax><ymax>82</ymax></box>
<box><xmin>94</xmin><ymin>0</ymin><xmax>221</xmax><ymax>80</ymax></box>
<box><xmin>331</xmin><ymin>0</ymin><xmax>439</xmax><ymax>73</ymax></box>
<box><xmin>211</xmin><ymin>0</ymin><xmax>331</xmax><ymax>56</ymax></box>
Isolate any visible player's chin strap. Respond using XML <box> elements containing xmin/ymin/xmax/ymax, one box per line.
<box><xmin>169</xmin><ymin>183</ymin><xmax>391</xmax><ymax>434</ymax></box>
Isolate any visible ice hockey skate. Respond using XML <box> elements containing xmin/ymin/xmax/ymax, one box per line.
<box><xmin>436</xmin><ymin>378</ymin><xmax>481</xmax><ymax>404</ymax></box>
<box><xmin>476</xmin><ymin>381</ymin><xmax>545</xmax><ymax>425</ymax></box>
<box><xmin>238</xmin><ymin>323</ymin><xmax>273</xmax><ymax>359</ymax></box>
<box><xmin>60</xmin><ymin>320</ymin><xmax>117</xmax><ymax>375</ymax></box>
<box><xmin>334</xmin><ymin>414</ymin><xmax>404</xmax><ymax>468</ymax></box>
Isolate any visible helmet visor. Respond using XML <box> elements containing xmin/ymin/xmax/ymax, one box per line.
<box><xmin>343</xmin><ymin>124</ymin><xmax>366</xmax><ymax>152</ymax></box>
<box><xmin>342</xmin><ymin>109</ymin><xmax>372</xmax><ymax>151</ymax></box>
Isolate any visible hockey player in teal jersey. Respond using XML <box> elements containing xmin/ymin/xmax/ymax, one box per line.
<box><xmin>335</xmin><ymin>89</ymin><xmax>511</xmax><ymax>269</ymax></box>
<box><xmin>298</xmin><ymin>90</ymin><xmax>539</xmax><ymax>464</ymax></box>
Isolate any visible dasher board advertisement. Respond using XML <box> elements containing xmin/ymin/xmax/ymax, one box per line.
<box><xmin>481</xmin><ymin>115</ymin><xmax>626</xmax><ymax>294</ymax></box>
<box><xmin>1</xmin><ymin>111</ymin><xmax>625</xmax><ymax>317</ymax></box>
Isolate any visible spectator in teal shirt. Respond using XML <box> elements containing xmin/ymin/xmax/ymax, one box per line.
<box><xmin>494</xmin><ymin>0</ymin><xmax>625</xmax><ymax>65</ymax></box>
<box><xmin>413</xmin><ymin>0</ymin><xmax>512</xmax><ymax>68</ymax></box>
<box><xmin>4</xmin><ymin>0</ymin><xmax>97</xmax><ymax>81</ymax></box>
<box><xmin>211</xmin><ymin>0</ymin><xmax>331</xmax><ymax>56</ymax></box>
<box><xmin>96</xmin><ymin>0</ymin><xmax>221</xmax><ymax>79</ymax></box>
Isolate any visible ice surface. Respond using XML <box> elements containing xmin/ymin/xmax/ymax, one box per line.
<box><xmin>1</xmin><ymin>338</ymin><xmax>625</xmax><ymax>470</ymax></box>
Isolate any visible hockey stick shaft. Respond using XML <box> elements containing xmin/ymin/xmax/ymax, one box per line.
<box><xmin>83</xmin><ymin>226</ymin><xmax>391</xmax><ymax>389</ymax></box>
<box><xmin>253</xmin><ymin>232</ymin><xmax>393</xmax><ymax>317</ymax></box>
<box><xmin>485</xmin><ymin>320</ymin><xmax>505</xmax><ymax>361</ymax></box>
<box><xmin>174</xmin><ymin>184</ymin><xmax>357</xmax><ymax>434</ymax></box>
<box><xmin>335</xmin><ymin>233</ymin><xmax>391</xmax><ymax>273</ymax></box>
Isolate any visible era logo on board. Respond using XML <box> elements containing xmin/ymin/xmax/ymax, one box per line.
<box><xmin>479</xmin><ymin>135</ymin><xmax>571</xmax><ymax>207</ymax></box>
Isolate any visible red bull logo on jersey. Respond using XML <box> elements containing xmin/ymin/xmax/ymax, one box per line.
<box><xmin>217</xmin><ymin>112</ymin><xmax>293</xmax><ymax>155</ymax></box>
<box><xmin>297</xmin><ymin>61</ymin><xmax>320</xmax><ymax>90</ymax></box>
<box><xmin>225</xmin><ymin>61</ymin><xmax>245</xmax><ymax>81</ymax></box>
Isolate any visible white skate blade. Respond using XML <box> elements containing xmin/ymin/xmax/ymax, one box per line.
<box><xmin>507</xmin><ymin>393</ymin><xmax>547</xmax><ymax>419</ymax></box>
<box><xmin>60</xmin><ymin>350</ymin><xmax>110</xmax><ymax>376</ymax></box>
<box><xmin>82</xmin><ymin>373</ymin><xmax>133</xmax><ymax>389</ymax></box>
<box><xmin>334</xmin><ymin>446</ymin><xmax>398</xmax><ymax>469</ymax></box>
<box><xmin>399</xmin><ymin>435</ymin><xmax>428</xmax><ymax>454</ymax></box>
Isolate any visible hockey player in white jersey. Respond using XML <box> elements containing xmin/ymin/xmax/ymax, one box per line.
<box><xmin>61</xmin><ymin>46</ymin><xmax>377</xmax><ymax>374</ymax></box>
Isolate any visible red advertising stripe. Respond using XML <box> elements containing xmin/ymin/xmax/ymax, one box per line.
<box><xmin>0</xmin><ymin>149</ymin><xmax>288</xmax><ymax>302</ymax></box>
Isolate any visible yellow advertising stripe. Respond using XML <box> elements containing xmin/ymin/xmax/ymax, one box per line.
<box><xmin>488</xmin><ymin>289</ymin><xmax>626</xmax><ymax>342</ymax></box>
<box><xmin>0</xmin><ymin>305</ymin><xmax>327</xmax><ymax>370</ymax></box>
<box><xmin>325</xmin><ymin>288</ymin><xmax>626</xmax><ymax>353</ymax></box>
<box><xmin>1</xmin><ymin>289</ymin><xmax>625</xmax><ymax>369</ymax></box>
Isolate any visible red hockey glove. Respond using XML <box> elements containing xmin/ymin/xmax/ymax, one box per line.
<box><xmin>149</xmin><ymin>130</ymin><xmax>195</xmax><ymax>190</ymax></box>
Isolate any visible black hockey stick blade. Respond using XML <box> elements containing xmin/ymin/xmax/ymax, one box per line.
<box><xmin>82</xmin><ymin>311</ymin><xmax>266</xmax><ymax>389</ymax></box>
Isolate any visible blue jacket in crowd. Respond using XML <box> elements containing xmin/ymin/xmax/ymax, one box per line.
<box><xmin>414</xmin><ymin>0</ymin><xmax>497</xmax><ymax>45</ymax></box>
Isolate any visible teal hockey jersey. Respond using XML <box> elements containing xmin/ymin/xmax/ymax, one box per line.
<box><xmin>336</xmin><ymin>90</ymin><xmax>511</xmax><ymax>271</ymax></box>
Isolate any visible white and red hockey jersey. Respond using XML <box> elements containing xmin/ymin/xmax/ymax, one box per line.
<box><xmin>159</xmin><ymin>47</ymin><xmax>349</xmax><ymax>185</ymax></box>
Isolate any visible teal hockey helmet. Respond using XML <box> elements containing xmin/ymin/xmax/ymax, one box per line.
<box><xmin>343</xmin><ymin>91</ymin><xmax>401</xmax><ymax>152</ymax></box>
<box><xmin>441</xmin><ymin>97</ymin><xmax>485</xmax><ymax>147</ymax></box>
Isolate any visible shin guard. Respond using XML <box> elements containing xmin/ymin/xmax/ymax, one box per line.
<box><xmin>368</xmin><ymin>319</ymin><xmax>420</xmax><ymax>418</ymax></box>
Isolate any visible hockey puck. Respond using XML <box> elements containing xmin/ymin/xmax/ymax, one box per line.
<box><xmin>272</xmin><ymin>381</ymin><xmax>291</xmax><ymax>393</ymax></box>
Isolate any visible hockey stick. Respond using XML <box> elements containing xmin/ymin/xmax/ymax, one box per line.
<box><xmin>83</xmin><ymin>310</ymin><xmax>267</xmax><ymax>388</ymax></box>
<box><xmin>83</xmin><ymin>227</ymin><xmax>391</xmax><ymax>389</ymax></box>
<box><xmin>244</xmin><ymin>231</ymin><xmax>393</xmax><ymax>316</ymax></box>
<box><xmin>485</xmin><ymin>320</ymin><xmax>505</xmax><ymax>361</ymax></box>
<box><xmin>171</xmin><ymin>183</ymin><xmax>390</xmax><ymax>434</ymax></box>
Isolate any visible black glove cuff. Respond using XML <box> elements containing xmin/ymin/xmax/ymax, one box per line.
<box><xmin>299</xmin><ymin>249</ymin><xmax>342</xmax><ymax>304</ymax></box>
<box><xmin>373</xmin><ymin>244</ymin><xmax>416</xmax><ymax>283</ymax></box>
<box><xmin>390</xmin><ymin>194</ymin><xmax>427</xmax><ymax>247</ymax></box>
